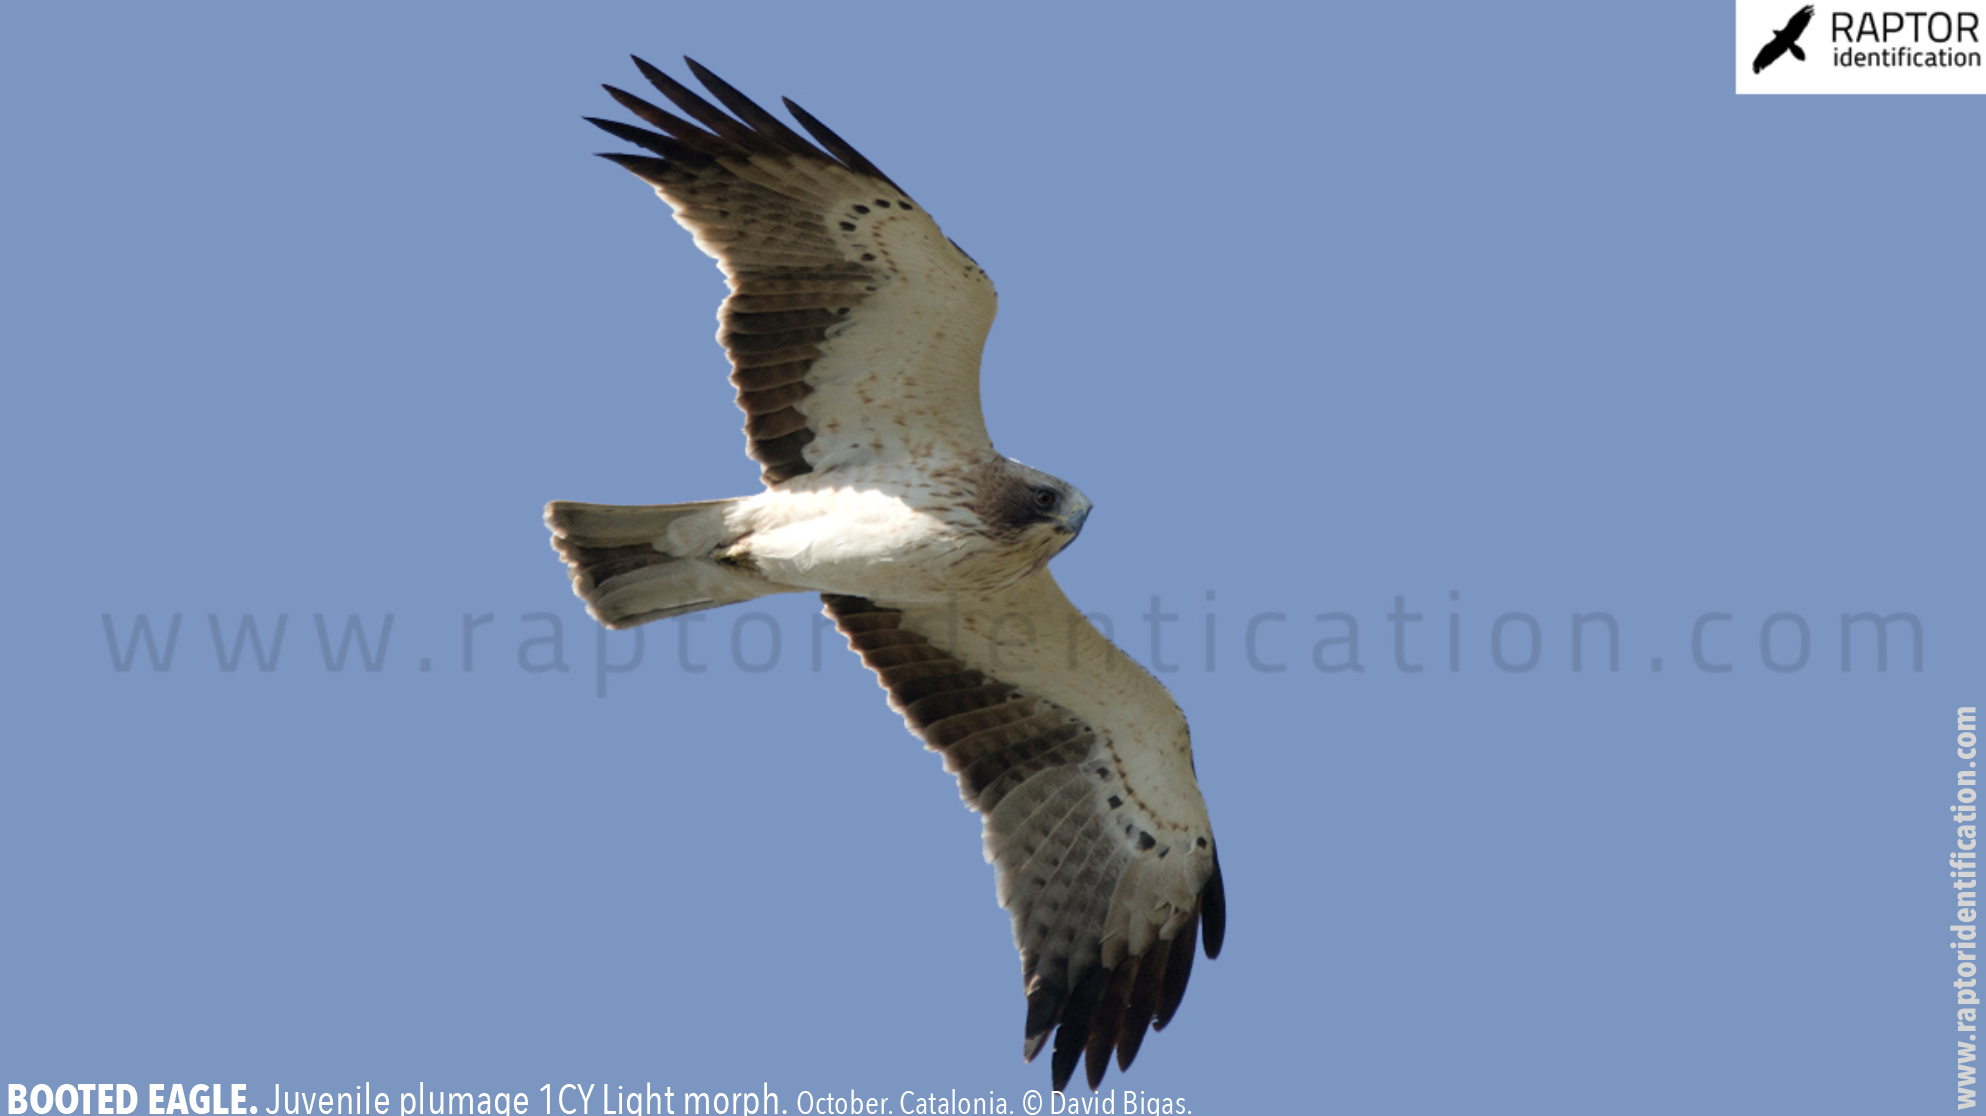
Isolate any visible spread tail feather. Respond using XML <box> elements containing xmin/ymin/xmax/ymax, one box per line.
<box><xmin>545</xmin><ymin>498</ymin><xmax>779</xmax><ymax>628</ymax></box>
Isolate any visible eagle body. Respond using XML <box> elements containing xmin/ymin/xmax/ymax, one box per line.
<box><xmin>734</xmin><ymin>459</ymin><xmax>1092</xmax><ymax>600</ymax></box>
<box><xmin>545</xmin><ymin>58</ymin><xmax>1224</xmax><ymax>1094</ymax></box>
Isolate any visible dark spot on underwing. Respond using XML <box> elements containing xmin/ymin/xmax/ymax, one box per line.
<box><xmin>874</xmin><ymin>199</ymin><xmax>891</xmax><ymax>207</ymax></box>
<box><xmin>1196</xmin><ymin>837</ymin><xmax>1208</xmax><ymax>848</ymax></box>
<box><xmin>852</xmin><ymin>204</ymin><xmax>870</xmax><ymax>214</ymax></box>
<box><xmin>861</xmin><ymin>253</ymin><xmax>875</xmax><ymax>262</ymax></box>
<box><xmin>1136</xmin><ymin>831</ymin><xmax>1156</xmax><ymax>851</ymax></box>
<box><xmin>839</xmin><ymin>221</ymin><xmax>856</xmax><ymax>231</ymax></box>
<box><xmin>1108</xmin><ymin>795</ymin><xmax>1122</xmax><ymax>809</ymax></box>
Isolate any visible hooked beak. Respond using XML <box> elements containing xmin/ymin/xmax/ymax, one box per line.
<box><xmin>1060</xmin><ymin>501</ymin><xmax>1091</xmax><ymax>539</ymax></box>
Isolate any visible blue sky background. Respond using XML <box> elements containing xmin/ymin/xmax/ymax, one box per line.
<box><xmin>3</xmin><ymin>3</ymin><xmax>1980</xmax><ymax>1114</ymax></box>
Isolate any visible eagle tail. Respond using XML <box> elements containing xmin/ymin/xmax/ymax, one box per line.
<box><xmin>545</xmin><ymin>498</ymin><xmax>779</xmax><ymax>628</ymax></box>
<box><xmin>1790</xmin><ymin>43</ymin><xmax>1806</xmax><ymax>61</ymax></box>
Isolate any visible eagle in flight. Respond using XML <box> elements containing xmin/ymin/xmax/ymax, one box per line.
<box><xmin>1754</xmin><ymin>5</ymin><xmax>1815</xmax><ymax>73</ymax></box>
<box><xmin>544</xmin><ymin>58</ymin><xmax>1226</xmax><ymax>1093</ymax></box>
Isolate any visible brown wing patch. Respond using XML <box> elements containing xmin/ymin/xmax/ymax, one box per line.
<box><xmin>823</xmin><ymin>593</ymin><xmax>1224</xmax><ymax>1093</ymax></box>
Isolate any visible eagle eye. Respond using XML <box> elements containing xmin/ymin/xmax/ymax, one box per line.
<box><xmin>1030</xmin><ymin>486</ymin><xmax>1059</xmax><ymax>513</ymax></box>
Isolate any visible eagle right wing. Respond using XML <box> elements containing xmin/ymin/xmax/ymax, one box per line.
<box><xmin>825</xmin><ymin>574</ymin><xmax>1225</xmax><ymax>1093</ymax></box>
<box><xmin>589</xmin><ymin>58</ymin><xmax>1000</xmax><ymax>486</ymax></box>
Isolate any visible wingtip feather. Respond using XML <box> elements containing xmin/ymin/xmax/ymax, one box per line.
<box><xmin>781</xmin><ymin>95</ymin><xmax>909</xmax><ymax>195</ymax></box>
<box><xmin>1201</xmin><ymin>853</ymin><xmax>1226</xmax><ymax>960</ymax></box>
<box><xmin>681</xmin><ymin>57</ymin><xmax>822</xmax><ymax>158</ymax></box>
<box><xmin>1153</xmin><ymin>910</ymin><xmax>1199</xmax><ymax>1031</ymax></box>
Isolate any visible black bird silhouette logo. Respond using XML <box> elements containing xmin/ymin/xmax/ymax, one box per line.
<box><xmin>1755</xmin><ymin>5</ymin><xmax>1817</xmax><ymax>73</ymax></box>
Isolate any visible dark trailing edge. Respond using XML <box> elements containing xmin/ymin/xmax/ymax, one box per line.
<box><xmin>824</xmin><ymin>594</ymin><xmax>1226</xmax><ymax>1093</ymax></box>
<box><xmin>587</xmin><ymin>57</ymin><xmax>918</xmax><ymax>486</ymax></box>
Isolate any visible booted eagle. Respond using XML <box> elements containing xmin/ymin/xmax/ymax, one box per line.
<box><xmin>545</xmin><ymin>58</ymin><xmax>1225</xmax><ymax>1093</ymax></box>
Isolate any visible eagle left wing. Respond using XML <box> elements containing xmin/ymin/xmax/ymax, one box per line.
<box><xmin>588</xmin><ymin>58</ymin><xmax>999</xmax><ymax>486</ymax></box>
<box><xmin>825</xmin><ymin>575</ymin><xmax>1225</xmax><ymax>1093</ymax></box>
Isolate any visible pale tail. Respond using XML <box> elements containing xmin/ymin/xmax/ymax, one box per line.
<box><xmin>545</xmin><ymin>499</ymin><xmax>776</xmax><ymax>628</ymax></box>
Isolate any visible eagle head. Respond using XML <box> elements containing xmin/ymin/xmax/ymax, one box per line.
<box><xmin>969</xmin><ymin>458</ymin><xmax>1092</xmax><ymax>565</ymax></box>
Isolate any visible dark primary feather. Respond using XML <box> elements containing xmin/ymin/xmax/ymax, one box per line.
<box><xmin>602</xmin><ymin>86</ymin><xmax>740</xmax><ymax>158</ymax></box>
<box><xmin>633</xmin><ymin>55</ymin><xmax>763</xmax><ymax>148</ymax></box>
<box><xmin>682</xmin><ymin>57</ymin><xmax>823</xmax><ymax>158</ymax></box>
<box><xmin>587</xmin><ymin>57</ymin><xmax>914</xmax><ymax>486</ymax></box>
<box><xmin>1201</xmin><ymin>848</ymin><xmax>1226</xmax><ymax>958</ymax></box>
<box><xmin>823</xmin><ymin>594</ymin><xmax>1225</xmax><ymax>1093</ymax></box>
<box><xmin>584</xmin><ymin>115</ymin><xmax>691</xmax><ymax>161</ymax></box>
<box><xmin>781</xmin><ymin>97</ymin><xmax>908</xmax><ymax>194</ymax></box>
